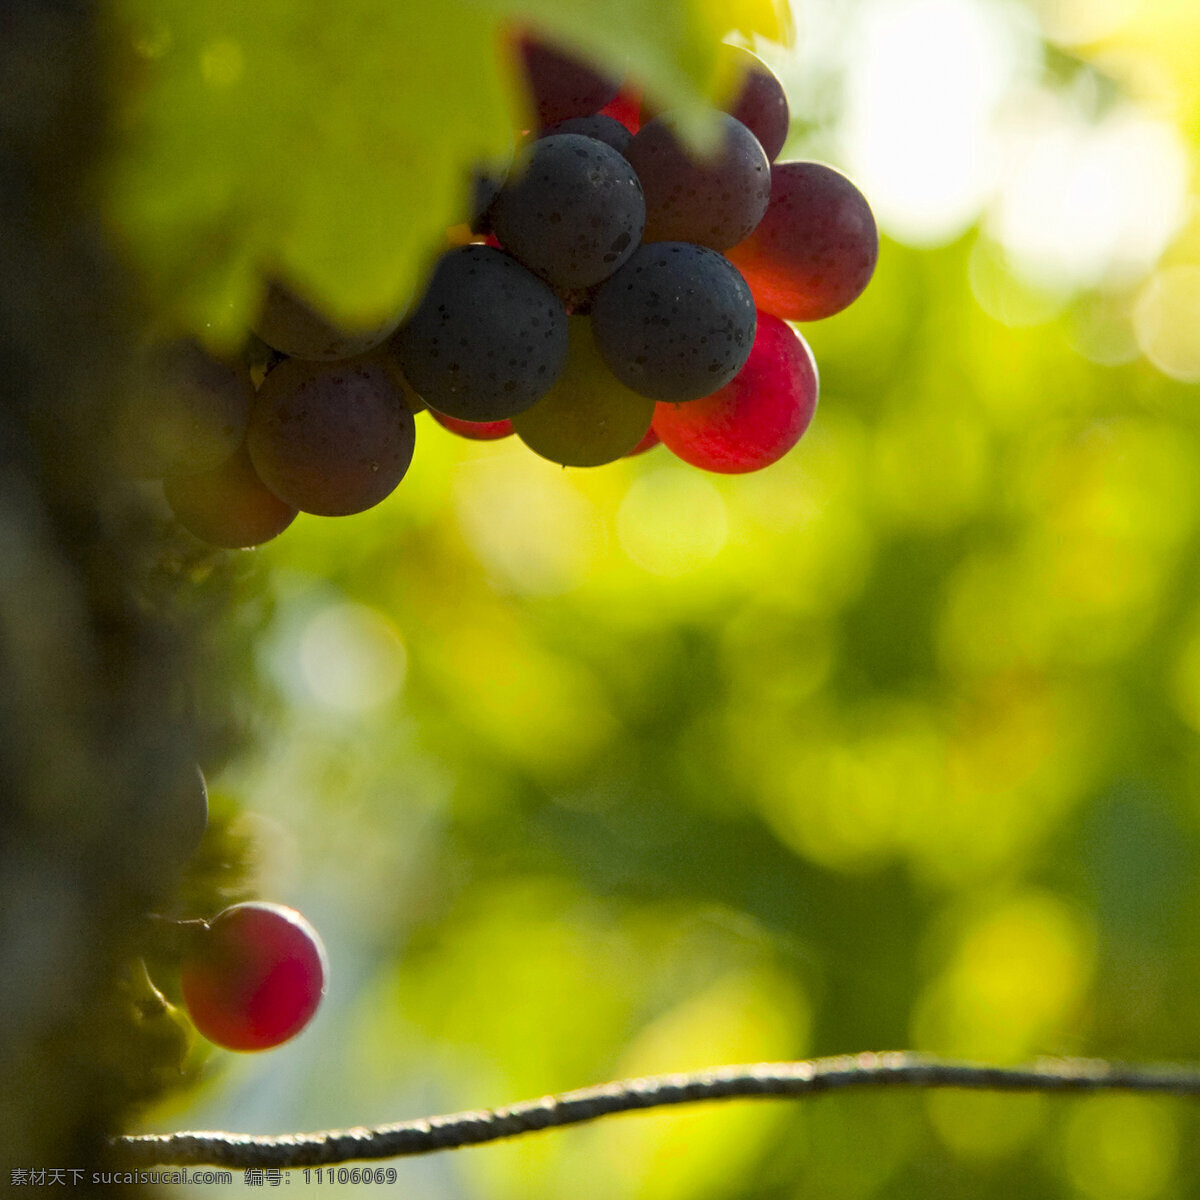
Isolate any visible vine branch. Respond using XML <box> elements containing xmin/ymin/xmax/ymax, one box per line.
<box><xmin>115</xmin><ymin>1051</ymin><xmax>1200</xmax><ymax>1168</ymax></box>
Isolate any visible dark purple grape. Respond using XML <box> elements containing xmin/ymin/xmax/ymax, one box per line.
<box><xmin>390</xmin><ymin>245</ymin><xmax>569</xmax><ymax>422</ymax></box>
<box><xmin>253</xmin><ymin>281</ymin><xmax>405</xmax><ymax>361</ymax></box>
<box><xmin>625</xmin><ymin>113</ymin><xmax>770</xmax><ymax>251</ymax></box>
<box><xmin>721</xmin><ymin>45</ymin><xmax>790</xmax><ymax>163</ymax></box>
<box><xmin>589</xmin><ymin>242</ymin><xmax>757</xmax><ymax>402</ymax></box>
<box><xmin>164</xmin><ymin>444</ymin><xmax>298</xmax><ymax>548</ymax></box>
<box><xmin>491</xmin><ymin>134</ymin><xmax>644</xmax><ymax>290</ymax></box>
<box><xmin>517</xmin><ymin>35</ymin><xmax>620</xmax><ymax>127</ymax></box>
<box><xmin>542</xmin><ymin>114</ymin><xmax>632</xmax><ymax>154</ymax></box>
<box><xmin>465</xmin><ymin>143</ymin><xmax>515</xmax><ymax>234</ymax></box>
<box><xmin>469</xmin><ymin>168</ymin><xmax>505</xmax><ymax>234</ymax></box>
<box><xmin>246</xmin><ymin>356</ymin><xmax>415</xmax><ymax>516</ymax></box>
<box><xmin>119</xmin><ymin>340</ymin><xmax>251</xmax><ymax>478</ymax></box>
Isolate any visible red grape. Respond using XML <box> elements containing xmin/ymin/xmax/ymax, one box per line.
<box><xmin>726</xmin><ymin>161</ymin><xmax>878</xmax><ymax>322</ymax></box>
<box><xmin>431</xmin><ymin>411</ymin><xmax>515</xmax><ymax>440</ymax></box>
<box><xmin>180</xmin><ymin>902</ymin><xmax>327</xmax><ymax>1052</ymax></box>
<box><xmin>164</xmin><ymin>445</ymin><xmax>298</xmax><ymax>548</ymax></box>
<box><xmin>653</xmin><ymin>311</ymin><xmax>817</xmax><ymax>473</ymax></box>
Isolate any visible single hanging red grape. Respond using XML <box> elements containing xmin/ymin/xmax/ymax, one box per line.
<box><xmin>179</xmin><ymin>902</ymin><xmax>328</xmax><ymax>1052</ymax></box>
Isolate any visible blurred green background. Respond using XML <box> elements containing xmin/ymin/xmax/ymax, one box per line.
<box><xmin>127</xmin><ymin>0</ymin><xmax>1200</xmax><ymax>1195</ymax></box>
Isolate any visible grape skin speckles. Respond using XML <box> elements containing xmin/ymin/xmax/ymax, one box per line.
<box><xmin>492</xmin><ymin>134</ymin><xmax>645</xmax><ymax>290</ymax></box>
<box><xmin>391</xmin><ymin>245</ymin><xmax>569</xmax><ymax>422</ymax></box>
<box><xmin>590</xmin><ymin>243</ymin><xmax>757</xmax><ymax>402</ymax></box>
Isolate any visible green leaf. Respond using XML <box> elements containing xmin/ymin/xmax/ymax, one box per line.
<box><xmin>101</xmin><ymin>0</ymin><xmax>789</xmax><ymax>348</ymax></box>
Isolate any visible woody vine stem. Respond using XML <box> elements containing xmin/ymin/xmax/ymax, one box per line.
<box><xmin>116</xmin><ymin>1052</ymin><xmax>1200</xmax><ymax>1168</ymax></box>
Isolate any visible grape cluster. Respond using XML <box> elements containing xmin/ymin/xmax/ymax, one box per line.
<box><xmin>127</xmin><ymin>35</ymin><xmax>877</xmax><ymax>549</ymax></box>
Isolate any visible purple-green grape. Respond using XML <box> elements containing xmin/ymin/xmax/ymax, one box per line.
<box><xmin>118</xmin><ymin>340</ymin><xmax>251</xmax><ymax>478</ymax></box>
<box><xmin>246</xmin><ymin>355</ymin><xmax>415</xmax><ymax>516</ymax></box>
<box><xmin>491</xmin><ymin>134</ymin><xmax>644</xmax><ymax>290</ymax></box>
<box><xmin>513</xmin><ymin>318</ymin><xmax>654</xmax><ymax>466</ymax></box>
<box><xmin>625</xmin><ymin>112</ymin><xmax>770</xmax><ymax>250</ymax></box>
<box><xmin>253</xmin><ymin>281</ymin><xmax>405</xmax><ymax>362</ymax></box>
<box><xmin>590</xmin><ymin>242</ymin><xmax>757</xmax><ymax>402</ymax></box>
<box><xmin>390</xmin><ymin>245</ymin><xmax>568</xmax><ymax>422</ymax></box>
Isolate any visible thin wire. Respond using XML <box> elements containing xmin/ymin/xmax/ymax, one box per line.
<box><xmin>114</xmin><ymin>1051</ymin><xmax>1200</xmax><ymax>1168</ymax></box>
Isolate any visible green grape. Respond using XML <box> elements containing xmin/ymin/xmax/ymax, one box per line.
<box><xmin>513</xmin><ymin>318</ymin><xmax>654</xmax><ymax>466</ymax></box>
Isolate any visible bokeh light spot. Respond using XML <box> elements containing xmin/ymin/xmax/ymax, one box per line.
<box><xmin>1133</xmin><ymin>265</ymin><xmax>1200</xmax><ymax>381</ymax></box>
<box><xmin>617</xmin><ymin>466</ymin><xmax>729</xmax><ymax>575</ymax></box>
<box><xmin>1063</xmin><ymin>1095</ymin><xmax>1178</xmax><ymax>1200</ymax></box>
<box><xmin>298</xmin><ymin>601</ymin><xmax>407</xmax><ymax>713</ymax></box>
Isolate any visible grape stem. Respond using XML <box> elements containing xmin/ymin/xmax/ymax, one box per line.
<box><xmin>142</xmin><ymin>913</ymin><xmax>211</xmax><ymax>961</ymax></box>
<box><xmin>114</xmin><ymin>1051</ymin><xmax>1200</xmax><ymax>1167</ymax></box>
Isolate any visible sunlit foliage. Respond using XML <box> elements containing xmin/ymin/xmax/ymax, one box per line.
<box><xmin>119</xmin><ymin>0</ymin><xmax>1200</xmax><ymax>1197</ymax></box>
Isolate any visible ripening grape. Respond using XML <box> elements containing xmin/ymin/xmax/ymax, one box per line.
<box><xmin>164</xmin><ymin>445</ymin><xmax>298</xmax><ymax>548</ymax></box>
<box><xmin>718</xmin><ymin>45</ymin><xmax>790</xmax><ymax>163</ymax></box>
<box><xmin>653</xmin><ymin>311</ymin><xmax>817</xmax><ymax>473</ymax></box>
<box><xmin>253</xmin><ymin>281</ymin><xmax>405</xmax><ymax>361</ymax></box>
<box><xmin>625</xmin><ymin>112</ymin><xmax>770</xmax><ymax>250</ymax></box>
<box><xmin>391</xmin><ymin>245</ymin><xmax>569</xmax><ymax>422</ymax></box>
<box><xmin>513</xmin><ymin>318</ymin><xmax>654</xmax><ymax>466</ymax></box>
<box><xmin>118</xmin><ymin>340</ymin><xmax>251</xmax><ymax>479</ymax></box>
<box><xmin>246</xmin><ymin>356</ymin><xmax>415</xmax><ymax>516</ymax></box>
<box><xmin>179</xmin><ymin>902</ymin><xmax>327</xmax><ymax>1052</ymax></box>
<box><xmin>491</xmin><ymin>134</ymin><xmax>645</xmax><ymax>290</ymax></box>
<box><xmin>726</xmin><ymin>161</ymin><xmax>878</xmax><ymax>321</ymax></box>
<box><xmin>431</xmin><ymin>411</ymin><xmax>515</xmax><ymax>440</ymax></box>
<box><xmin>543</xmin><ymin>114</ymin><xmax>633</xmax><ymax>154</ymax></box>
<box><xmin>517</xmin><ymin>35</ymin><xmax>621</xmax><ymax>127</ymax></box>
<box><xmin>590</xmin><ymin>242</ymin><xmax>757</xmax><ymax>401</ymax></box>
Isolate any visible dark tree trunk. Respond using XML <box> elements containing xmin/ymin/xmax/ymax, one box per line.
<box><xmin>0</xmin><ymin>0</ymin><xmax>210</xmax><ymax>1183</ymax></box>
